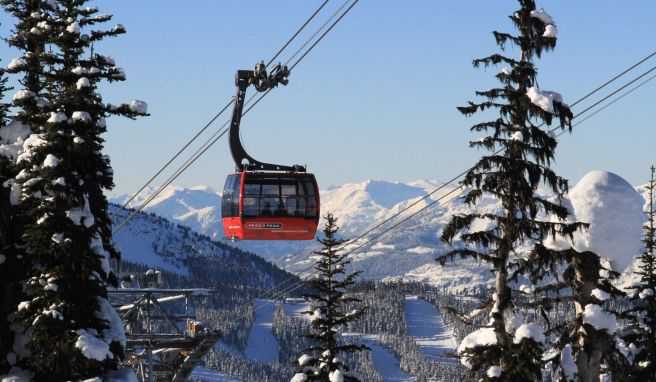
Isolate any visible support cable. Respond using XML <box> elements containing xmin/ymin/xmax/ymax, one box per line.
<box><xmin>115</xmin><ymin>0</ymin><xmax>334</xmax><ymax>215</ymax></box>
<box><xmin>113</xmin><ymin>0</ymin><xmax>360</xmax><ymax>233</ymax></box>
<box><xmin>231</xmin><ymin>57</ymin><xmax>656</xmax><ymax>323</ymax></box>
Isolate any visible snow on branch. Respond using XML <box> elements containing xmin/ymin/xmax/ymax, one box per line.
<box><xmin>526</xmin><ymin>87</ymin><xmax>563</xmax><ymax>113</ymax></box>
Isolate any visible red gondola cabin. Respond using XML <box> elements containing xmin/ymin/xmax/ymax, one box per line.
<box><xmin>221</xmin><ymin>63</ymin><xmax>319</xmax><ymax>240</ymax></box>
<box><xmin>222</xmin><ymin>172</ymin><xmax>320</xmax><ymax>240</ymax></box>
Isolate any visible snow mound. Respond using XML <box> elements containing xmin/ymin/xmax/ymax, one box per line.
<box><xmin>487</xmin><ymin>366</ymin><xmax>502</xmax><ymax>378</ymax></box>
<box><xmin>72</xmin><ymin>111</ymin><xmax>91</xmax><ymax>122</ymax></box>
<box><xmin>47</xmin><ymin>112</ymin><xmax>67</xmax><ymax>124</ymax></box>
<box><xmin>544</xmin><ymin>24</ymin><xmax>558</xmax><ymax>38</ymax></box>
<box><xmin>582</xmin><ymin>303</ymin><xmax>617</xmax><ymax>334</ymax></box>
<box><xmin>526</xmin><ymin>87</ymin><xmax>562</xmax><ymax>113</ymax></box>
<box><xmin>457</xmin><ymin>327</ymin><xmax>496</xmax><ymax>367</ymax></box>
<box><xmin>129</xmin><ymin>100</ymin><xmax>148</xmax><ymax>114</ymax></box>
<box><xmin>514</xmin><ymin>323</ymin><xmax>545</xmax><ymax>344</ymax></box>
<box><xmin>291</xmin><ymin>373</ymin><xmax>307</xmax><ymax>382</ymax></box>
<box><xmin>75</xmin><ymin>329</ymin><xmax>113</xmax><ymax>361</ymax></box>
<box><xmin>42</xmin><ymin>154</ymin><xmax>60</xmax><ymax>168</ymax></box>
<box><xmin>328</xmin><ymin>369</ymin><xmax>343</xmax><ymax>382</ymax></box>
<box><xmin>8</xmin><ymin>57</ymin><xmax>26</xmax><ymax>71</ymax></box>
<box><xmin>569</xmin><ymin>171</ymin><xmax>644</xmax><ymax>272</ymax></box>
<box><xmin>529</xmin><ymin>9</ymin><xmax>555</xmax><ymax>25</ymax></box>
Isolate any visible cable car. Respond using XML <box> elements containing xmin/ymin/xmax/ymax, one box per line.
<box><xmin>221</xmin><ymin>62</ymin><xmax>320</xmax><ymax>241</ymax></box>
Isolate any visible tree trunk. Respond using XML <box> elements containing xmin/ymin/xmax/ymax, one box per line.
<box><xmin>573</xmin><ymin>251</ymin><xmax>604</xmax><ymax>382</ymax></box>
<box><xmin>493</xmin><ymin>211</ymin><xmax>514</xmax><ymax>368</ymax></box>
<box><xmin>0</xmin><ymin>173</ymin><xmax>14</xmax><ymax>357</ymax></box>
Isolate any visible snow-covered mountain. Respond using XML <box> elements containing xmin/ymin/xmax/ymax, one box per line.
<box><xmin>109</xmin><ymin>204</ymin><xmax>298</xmax><ymax>290</ymax></box>
<box><xmin>112</xmin><ymin>185</ymin><xmax>222</xmax><ymax>241</ymax></box>
<box><xmin>109</xmin><ymin>180</ymin><xmax>497</xmax><ymax>290</ymax></box>
<box><xmin>110</xmin><ymin>173</ymin><xmax>647</xmax><ymax>292</ymax></box>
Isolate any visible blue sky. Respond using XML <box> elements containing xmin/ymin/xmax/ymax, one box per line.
<box><xmin>1</xmin><ymin>1</ymin><xmax>655</xmax><ymax>194</ymax></box>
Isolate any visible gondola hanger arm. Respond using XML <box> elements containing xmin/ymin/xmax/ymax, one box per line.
<box><xmin>229</xmin><ymin>61</ymin><xmax>305</xmax><ymax>173</ymax></box>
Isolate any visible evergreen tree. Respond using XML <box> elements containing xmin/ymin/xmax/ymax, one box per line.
<box><xmin>292</xmin><ymin>213</ymin><xmax>367</xmax><ymax>382</ymax></box>
<box><xmin>622</xmin><ymin>166</ymin><xmax>656</xmax><ymax>380</ymax></box>
<box><xmin>552</xmin><ymin>251</ymin><xmax>629</xmax><ymax>382</ymax></box>
<box><xmin>0</xmin><ymin>60</ymin><xmax>18</xmax><ymax>375</ymax></box>
<box><xmin>3</xmin><ymin>1</ymin><xmax>147</xmax><ymax>379</ymax></box>
<box><xmin>437</xmin><ymin>1</ymin><xmax>580</xmax><ymax>380</ymax></box>
<box><xmin>0</xmin><ymin>0</ymin><xmax>52</xmax><ymax>376</ymax></box>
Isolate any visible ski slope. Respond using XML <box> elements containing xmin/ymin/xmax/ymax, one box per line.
<box><xmin>283</xmin><ymin>300</ymin><xmax>310</xmax><ymax>320</ymax></box>
<box><xmin>244</xmin><ymin>299</ymin><xmax>279</xmax><ymax>363</ymax></box>
<box><xmin>191</xmin><ymin>367</ymin><xmax>240</xmax><ymax>381</ymax></box>
<box><xmin>364</xmin><ymin>339</ymin><xmax>414</xmax><ymax>382</ymax></box>
<box><xmin>404</xmin><ymin>295</ymin><xmax>457</xmax><ymax>362</ymax></box>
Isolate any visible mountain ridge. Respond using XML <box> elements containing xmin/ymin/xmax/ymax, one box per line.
<box><xmin>109</xmin><ymin>174</ymin><xmax>648</xmax><ymax>292</ymax></box>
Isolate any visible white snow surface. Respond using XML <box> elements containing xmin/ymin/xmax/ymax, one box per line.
<box><xmin>76</xmin><ymin>77</ymin><xmax>90</xmax><ymax>89</ymax></box>
<box><xmin>16</xmin><ymin>134</ymin><xmax>46</xmax><ymax>163</ymax></box>
<box><xmin>487</xmin><ymin>366</ymin><xmax>502</xmax><ymax>378</ymax></box>
<box><xmin>298</xmin><ymin>354</ymin><xmax>312</xmax><ymax>366</ymax></box>
<box><xmin>66</xmin><ymin>195</ymin><xmax>95</xmax><ymax>227</ymax></box>
<box><xmin>529</xmin><ymin>9</ymin><xmax>555</xmax><ymax>25</ymax></box>
<box><xmin>75</xmin><ymin>329</ymin><xmax>113</xmax><ymax>361</ymax></box>
<box><xmin>47</xmin><ymin>112</ymin><xmax>67</xmax><ymax>124</ymax></box>
<box><xmin>66</xmin><ymin>22</ymin><xmax>80</xmax><ymax>34</ymax></box>
<box><xmin>458</xmin><ymin>327</ymin><xmax>497</xmax><ymax>367</ymax></box>
<box><xmin>328</xmin><ymin>369</ymin><xmax>343</xmax><ymax>382</ymax></box>
<box><xmin>404</xmin><ymin>295</ymin><xmax>457</xmax><ymax>362</ymax></box>
<box><xmin>284</xmin><ymin>300</ymin><xmax>310</xmax><ymax>320</ymax></box>
<box><xmin>526</xmin><ymin>87</ymin><xmax>562</xmax><ymax>113</ymax></box>
<box><xmin>582</xmin><ymin>304</ymin><xmax>617</xmax><ymax>334</ymax></box>
<box><xmin>342</xmin><ymin>334</ymin><xmax>413</xmax><ymax>381</ymax></box>
<box><xmin>71</xmin><ymin>67</ymin><xmax>88</xmax><ymax>75</ymax></box>
<box><xmin>244</xmin><ymin>299</ymin><xmax>278</xmax><ymax>363</ymax></box>
<box><xmin>96</xmin><ymin>297</ymin><xmax>126</xmax><ymax>347</ymax></box>
<box><xmin>71</xmin><ymin>111</ymin><xmax>91</xmax><ymax>122</ymax></box>
<box><xmin>510</xmin><ymin>131</ymin><xmax>523</xmax><ymax>141</ymax></box>
<box><xmin>365</xmin><ymin>341</ymin><xmax>413</xmax><ymax>381</ymax></box>
<box><xmin>546</xmin><ymin>171</ymin><xmax>644</xmax><ymax>272</ymax></box>
<box><xmin>12</xmin><ymin>90</ymin><xmax>35</xmax><ymax>102</ymax></box>
<box><xmin>544</xmin><ymin>24</ymin><xmax>558</xmax><ymax>38</ymax></box>
<box><xmin>129</xmin><ymin>100</ymin><xmax>148</xmax><ymax>114</ymax></box>
<box><xmin>513</xmin><ymin>323</ymin><xmax>545</xmax><ymax>344</ymax></box>
<box><xmin>290</xmin><ymin>373</ymin><xmax>307</xmax><ymax>382</ymax></box>
<box><xmin>0</xmin><ymin>121</ymin><xmax>31</xmax><ymax>159</ymax></box>
<box><xmin>190</xmin><ymin>367</ymin><xmax>240</xmax><ymax>382</ymax></box>
<box><xmin>560</xmin><ymin>344</ymin><xmax>578</xmax><ymax>381</ymax></box>
<box><xmin>568</xmin><ymin>171</ymin><xmax>643</xmax><ymax>272</ymax></box>
<box><xmin>0</xmin><ymin>121</ymin><xmax>30</xmax><ymax>143</ymax></box>
<box><xmin>591</xmin><ymin>288</ymin><xmax>610</xmax><ymax>301</ymax></box>
<box><xmin>7</xmin><ymin>57</ymin><xmax>26</xmax><ymax>70</ymax></box>
<box><xmin>42</xmin><ymin>153</ymin><xmax>60</xmax><ymax>168</ymax></box>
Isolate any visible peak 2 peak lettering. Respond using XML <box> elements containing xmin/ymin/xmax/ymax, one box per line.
<box><xmin>246</xmin><ymin>222</ymin><xmax>284</xmax><ymax>229</ymax></box>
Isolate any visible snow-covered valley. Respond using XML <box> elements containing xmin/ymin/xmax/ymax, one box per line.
<box><xmin>195</xmin><ymin>295</ymin><xmax>457</xmax><ymax>382</ymax></box>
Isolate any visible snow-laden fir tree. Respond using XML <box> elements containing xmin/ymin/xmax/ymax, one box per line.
<box><xmin>0</xmin><ymin>0</ymin><xmax>52</xmax><ymax>376</ymax></box>
<box><xmin>438</xmin><ymin>1</ymin><xmax>581</xmax><ymax>380</ymax></box>
<box><xmin>621</xmin><ymin>166</ymin><xmax>656</xmax><ymax>380</ymax></box>
<box><xmin>0</xmin><ymin>58</ymin><xmax>19</xmax><ymax>374</ymax></box>
<box><xmin>552</xmin><ymin>252</ymin><xmax>629</xmax><ymax>382</ymax></box>
<box><xmin>540</xmin><ymin>172</ymin><xmax>644</xmax><ymax>381</ymax></box>
<box><xmin>292</xmin><ymin>213</ymin><xmax>367</xmax><ymax>382</ymax></box>
<box><xmin>2</xmin><ymin>1</ymin><xmax>147</xmax><ymax>380</ymax></box>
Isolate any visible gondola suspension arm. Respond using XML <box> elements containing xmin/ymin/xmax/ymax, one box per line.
<box><xmin>229</xmin><ymin>62</ymin><xmax>305</xmax><ymax>172</ymax></box>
